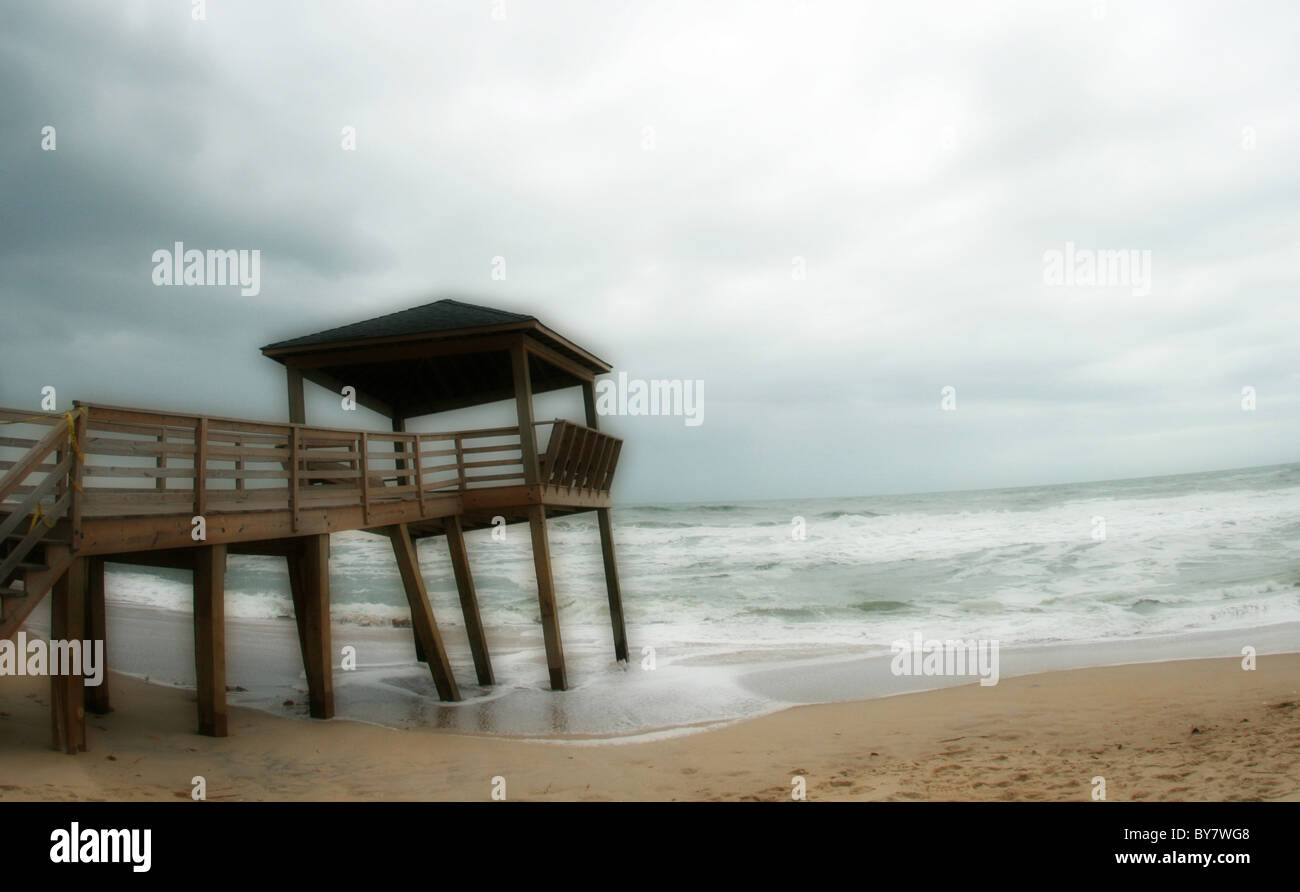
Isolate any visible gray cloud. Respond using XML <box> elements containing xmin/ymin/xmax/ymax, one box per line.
<box><xmin>2</xmin><ymin>0</ymin><xmax>1297</xmax><ymax>503</ymax></box>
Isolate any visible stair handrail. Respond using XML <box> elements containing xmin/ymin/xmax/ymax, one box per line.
<box><xmin>0</xmin><ymin>414</ymin><xmax>70</xmax><ymax>505</ymax></box>
<box><xmin>0</xmin><ymin>407</ymin><xmax>89</xmax><ymax>538</ymax></box>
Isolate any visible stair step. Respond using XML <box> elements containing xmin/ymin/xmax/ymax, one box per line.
<box><xmin>0</xmin><ymin>586</ymin><xmax>25</xmax><ymax>598</ymax></box>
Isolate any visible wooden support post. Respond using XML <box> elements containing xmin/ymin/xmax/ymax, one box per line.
<box><xmin>446</xmin><ymin>515</ymin><xmax>493</xmax><ymax>685</ymax></box>
<box><xmin>194</xmin><ymin>416</ymin><xmax>208</xmax><ymax>520</ymax></box>
<box><xmin>596</xmin><ymin>508</ymin><xmax>629</xmax><ymax>662</ymax></box>
<box><xmin>83</xmin><ymin>557</ymin><xmax>111</xmax><ymax>714</ymax></box>
<box><xmin>69</xmin><ymin>407</ymin><xmax>86</xmax><ymax>547</ymax></box>
<box><xmin>156</xmin><ymin>428</ymin><xmax>168</xmax><ymax>490</ymax></box>
<box><xmin>287</xmin><ymin>368</ymin><xmax>306</xmax><ymax>424</ymax></box>
<box><xmin>510</xmin><ymin>340</ymin><xmax>540</xmax><ymax>485</ymax></box>
<box><xmin>584</xmin><ymin>381</ymin><xmax>629</xmax><ymax>662</ymax></box>
<box><xmin>290</xmin><ymin>427</ymin><xmax>301</xmax><ymax>533</ymax></box>
<box><xmin>414</xmin><ymin>433</ymin><xmax>427</xmax><ymax>516</ymax></box>
<box><xmin>387</xmin><ymin>523</ymin><xmax>460</xmax><ymax>701</ymax></box>
<box><xmin>392</xmin><ymin>416</ymin><xmax>407</xmax><ymax>488</ymax></box>
<box><xmin>286</xmin><ymin>545</ymin><xmax>308</xmax><ymax>663</ymax></box>
<box><xmin>193</xmin><ymin>544</ymin><xmax>228</xmax><ymax>737</ymax></box>
<box><xmin>527</xmin><ymin>505</ymin><xmax>567</xmax><ymax>691</ymax></box>
<box><xmin>582</xmin><ymin>381</ymin><xmax>601</xmax><ymax>432</ymax></box>
<box><xmin>50</xmin><ymin>559</ymin><xmax>87</xmax><ymax>754</ymax></box>
<box><xmin>287</xmin><ymin>534</ymin><xmax>334</xmax><ymax>719</ymax></box>
<box><xmin>359</xmin><ymin>431</ymin><xmax>370</xmax><ymax>527</ymax></box>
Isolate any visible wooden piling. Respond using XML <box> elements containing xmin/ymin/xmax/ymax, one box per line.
<box><xmin>193</xmin><ymin>544</ymin><xmax>228</xmax><ymax>737</ymax></box>
<box><xmin>49</xmin><ymin>559</ymin><xmax>87</xmax><ymax>753</ymax></box>
<box><xmin>287</xmin><ymin>534</ymin><xmax>334</xmax><ymax>719</ymax></box>
<box><xmin>445</xmin><ymin>515</ymin><xmax>493</xmax><ymax>685</ymax></box>
<box><xmin>596</xmin><ymin>508</ymin><xmax>629</xmax><ymax>662</ymax></box>
<box><xmin>82</xmin><ymin>556</ymin><xmax>111</xmax><ymax>714</ymax></box>
<box><xmin>387</xmin><ymin>523</ymin><xmax>460</xmax><ymax>701</ymax></box>
<box><xmin>584</xmin><ymin>381</ymin><xmax>629</xmax><ymax>663</ymax></box>
<box><xmin>527</xmin><ymin>505</ymin><xmax>567</xmax><ymax>691</ymax></box>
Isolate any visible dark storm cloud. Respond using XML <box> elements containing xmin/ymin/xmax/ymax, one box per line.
<box><xmin>1</xmin><ymin>0</ymin><xmax>1297</xmax><ymax>501</ymax></box>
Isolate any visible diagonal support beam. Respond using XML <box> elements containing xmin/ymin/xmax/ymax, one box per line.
<box><xmin>387</xmin><ymin>523</ymin><xmax>460</xmax><ymax>701</ymax></box>
<box><xmin>528</xmin><ymin>505</ymin><xmax>567</xmax><ymax>691</ymax></box>
<box><xmin>596</xmin><ymin>508</ymin><xmax>629</xmax><ymax>662</ymax></box>
<box><xmin>445</xmin><ymin>515</ymin><xmax>493</xmax><ymax>686</ymax></box>
<box><xmin>583</xmin><ymin>381</ymin><xmax>629</xmax><ymax>663</ymax></box>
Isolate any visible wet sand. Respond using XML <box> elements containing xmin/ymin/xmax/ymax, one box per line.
<box><xmin>2</xmin><ymin>653</ymin><xmax>1297</xmax><ymax>801</ymax></box>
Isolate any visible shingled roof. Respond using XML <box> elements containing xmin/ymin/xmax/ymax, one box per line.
<box><xmin>261</xmin><ymin>298</ymin><xmax>538</xmax><ymax>352</ymax></box>
<box><xmin>260</xmin><ymin>296</ymin><xmax>611</xmax><ymax>418</ymax></box>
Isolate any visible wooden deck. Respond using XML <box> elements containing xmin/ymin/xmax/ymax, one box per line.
<box><xmin>0</xmin><ymin>401</ymin><xmax>626</xmax><ymax>751</ymax></box>
<box><xmin>2</xmin><ymin>402</ymin><xmax>620</xmax><ymax>552</ymax></box>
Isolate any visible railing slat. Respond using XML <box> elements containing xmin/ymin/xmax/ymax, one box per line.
<box><xmin>194</xmin><ymin>417</ymin><xmax>208</xmax><ymax>519</ymax></box>
<box><xmin>360</xmin><ymin>432</ymin><xmax>371</xmax><ymax>526</ymax></box>
<box><xmin>290</xmin><ymin>427</ymin><xmax>300</xmax><ymax>533</ymax></box>
<box><xmin>415</xmin><ymin>434</ymin><xmax>427</xmax><ymax>515</ymax></box>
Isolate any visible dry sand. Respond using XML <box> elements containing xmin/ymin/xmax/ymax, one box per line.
<box><xmin>2</xmin><ymin>654</ymin><xmax>1297</xmax><ymax>801</ymax></box>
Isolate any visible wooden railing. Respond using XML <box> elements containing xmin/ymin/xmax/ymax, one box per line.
<box><xmin>1</xmin><ymin>404</ymin><xmax>623</xmax><ymax>546</ymax></box>
<box><xmin>67</xmin><ymin>403</ymin><xmax>527</xmax><ymax>524</ymax></box>
<box><xmin>0</xmin><ymin>404</ymin><xmax>622</xmax><ymax>534</ymax></box>
<box><xmin>536</xmin><ymin>420</ymin><xmax>622</xmax><ymax>494</ymax></box>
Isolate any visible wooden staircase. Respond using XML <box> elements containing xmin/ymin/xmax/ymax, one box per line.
<box><xmin>0</xmin><ymin>532</ymin><xmax>73</xmax><ymax>640</ymax></box>
<box><xmin>0</xmin><ymin>409</ymin><xmax>84</xmax><ymax>640</ymax></box>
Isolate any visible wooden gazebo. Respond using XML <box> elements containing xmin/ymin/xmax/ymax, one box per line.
<box><xmin>260</xmin><ymin>297</ymin><xmax>630</xmax><ymax>693</ymax></box>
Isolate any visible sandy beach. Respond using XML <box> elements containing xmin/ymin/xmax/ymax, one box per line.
<box><xmin>2</xmin><ymin>653</ymin><xmax>1297</xmax><ymax>802</ymax></box>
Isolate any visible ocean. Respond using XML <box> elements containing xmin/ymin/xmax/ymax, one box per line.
<box><xmin>76</xmin><ymin>462</ymin><xmax>1300</xmax><ymax>740</ymax></box>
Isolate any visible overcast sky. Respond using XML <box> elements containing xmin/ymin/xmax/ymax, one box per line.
<box><xmin>2</xmin><ymin>0</ymin><xmax>1297</xmax><ymax>503</ymax></box>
